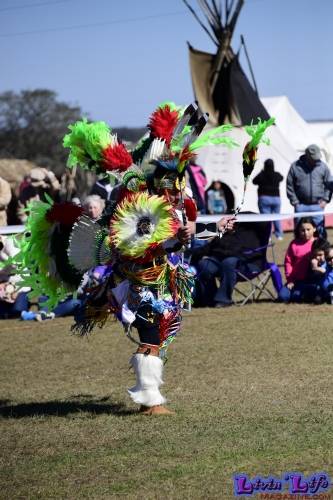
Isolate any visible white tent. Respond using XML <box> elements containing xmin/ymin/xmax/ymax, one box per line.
<box><xmin>196</xmin><ymin>123</ymin><xmax>299</xmax><ymax>214</ymax></box>
<box><xmin>197</xmin><ymin>96</ymin><xmax>333</xmax><ymax>216</ymax></box>
<box><xmin>261</xmin><ymin>96</ymin><xmax>332</xmax><ymax>166</ymax></box>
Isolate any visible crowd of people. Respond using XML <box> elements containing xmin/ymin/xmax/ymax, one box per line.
<box><xmin>1</xmin><ymin>142</ymin><xmax>333</xmax><ymax>320</ymax></box>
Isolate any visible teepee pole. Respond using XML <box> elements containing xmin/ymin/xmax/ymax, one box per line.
<box><xmin>210</xmin><ymin>0</ymin><xmax>244</xmax><ymax>93</ymax></box>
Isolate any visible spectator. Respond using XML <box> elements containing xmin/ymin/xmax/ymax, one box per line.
<box><xmin>18</xmin><ymin>167</ymin><xmax>61</xmax><ymax>223</ymax></box>
<box><xmin>286</xmin><ymin>144</ymin><xmax>331</xmax><ymax>238</ymax></box>
<box><xmin>253</xmin><ymin>159</ymin><xmax>284</xmax><ymax>240</ymax></box>
<box><xmin>309</xmin><ymin>238</ymin><xmax>330</xmax><ymax>282</ymax></box>
<box><xmin>193</xmin><ymin>219</ymin><xmax>270</xmax><ymax>307</ymax></box>
<box><xmin>30</xmin><ymin>167</ymin><xmax>60</xmax><ymax>201</ymax></box>
<box><xmin>278</xmin><ymin>217</ymin><xmax>317</xmax><ymax>303</ymax></box>
<box><xmin>18</xmin><ymin>175</ymin><xmax>31</xmax><ymax>195</ymax></box>
<box><xmin>83</xmin><ymin>195</ymin><xmax>105</xmax><ymax>221</ymax></box>
<box><xmin>17</xmin><ymin>185</ymin><xmax>40</xmax><ymax>224</ymax></box>
<box><xmin>206</xmin><ymin>180</ymin><xmax>227</xmax><ymax>215</ymax></box>
<box><xmin>91</xmin><ymin>177</ymin><xmax>114</xmax><ymax>201</ymax></box>
<box><xmin>298</xmin><ymin>238</ymin><xmax>330</xmax><ymax>304</ymax></box>
<box><xmin>0</xmin><ymin>176</ymin><xmax>12</xmax><ymax>227</ymax></box>
<box><xmin>59</xmin><ymin>170</ymin><xmax>77</xmax><ymax>202</ymax></box>
<box><xmin>0</xmin><ymin>235</ymin><xmax>29</xmax><ymax>318</ymax></box>
<box><xmin>321</xmin><ymin>246</ymin><xmax>333</xmax><ymax>303</ymax></box>
<box><xmin>187</xmin><ymin>162</ymin><xmax>207</xmax><ymax>213</ymax></box>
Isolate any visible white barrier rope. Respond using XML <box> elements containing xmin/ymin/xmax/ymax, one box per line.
<box><xmin>197</xmin><ymin>210</ymin><xmax>333</xmax><ymax>224</ymax></box>
<box><xmin>0</xmin><ymin>210</ymin><xmax>332</xmax><ymax>237</ymax></box>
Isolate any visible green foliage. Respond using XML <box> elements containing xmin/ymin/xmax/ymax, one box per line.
<box><xmin>0</xmin><ymin>89</ymin><xmax>84</xmax><ymax>174</ymax></box>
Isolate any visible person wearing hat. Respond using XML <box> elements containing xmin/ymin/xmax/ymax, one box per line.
<box><xmin>286</xmin><ymin>144</ymin><xmax>331</xmax><ymax>238</ymax></box>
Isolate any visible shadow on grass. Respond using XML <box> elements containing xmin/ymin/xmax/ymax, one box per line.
<box><xmin>0</xmin><ymin>397</ymin><xmax>136</xmax><ymax>418</ymax></box>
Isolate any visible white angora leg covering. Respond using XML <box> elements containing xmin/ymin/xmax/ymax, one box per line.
<box><xmin>128</xmin><ymin>353</ymin><xmax>166</xmax><ymax>407</ymax></box>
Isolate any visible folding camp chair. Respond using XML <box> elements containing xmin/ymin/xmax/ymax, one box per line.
<box><xmin>234</xmin><ymin>222</ymin><xmax>282</xmax><ymax>305</ymax></box>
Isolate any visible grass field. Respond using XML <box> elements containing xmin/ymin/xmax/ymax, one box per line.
<box><xmin>0</xmin><ymin>235</ymin><xmax>333</xmax><ymax>499</ymax></box>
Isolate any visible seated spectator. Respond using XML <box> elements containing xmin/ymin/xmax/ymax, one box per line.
<box><xmin>295</xmin><ymin>237</ymin><xmax>330</xmax><ymax>304</ymax></box>
<box><xmin>18</xmin><ymin>175</ymin><xmax>31</xmax><ymax>195</ymax></box>
<box><xmin>0</xmin><ymin>176</ymin><xmax>12</xmax><ymax>227</ymax></box>
<box><xmin>321</xmin><ymin>246</ymin><xmax>333</xmax><ymax>303</ymax></box>
<box><xmin>309</xmin><ymin>238</ymin><xmax>330</xmax><ymax>283</ymax></box>
<box><xmin>18</xmin><ymin>167</ymin><xmax>61</xmax><ymax>222</ymax></box>
<box><xmin>83</xmin><ymin>195</ymin><xmax>105</xmax><ymax>221</ymax></box>
<box><xmin>91</xmin><ymin>178</ymin><xmax>114</xmax><ymax>201</ymax></box>
<box><xmin>192</xmin><ymin>218</ymin><xmax>270</xmax><ymax>307</ymax></box>
<box><xmin>21</xmin><ymin>266</ymin><xmax>113</xmax><ymax>322</ymax></box>
<box><xmin>59</xmin><ymin>170</ymin><xmax>77</xmax><ymax>202</ymax></box>
<box><xmin>278</xmin><ymin>217</ymin><xmax>317</xmax><ymax>303</ymax></box>
<box><xmin>206</xmin><ymin>180</ymin><xmax>227</xmax><ymax>215</ymax></box>
<box><xmin>17</xmin><ymin>185</ymin><xmax>40</xmax><ymax>223</ymax></box>
<box><xmin>0</xmin><ymin>235</ymin><xmax>29</xmax><ymax>318</ymax></box>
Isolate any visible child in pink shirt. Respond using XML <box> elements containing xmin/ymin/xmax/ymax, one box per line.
<box><xmin>279</xmin><ymin>218</ymin><xmax>317</xmax><ymax>302</ymax></box>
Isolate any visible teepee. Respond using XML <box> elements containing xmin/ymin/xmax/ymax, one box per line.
<box><xmin>184</xmin><ymin>0</ymin><xmax>299</xmax><ymax>213</ymax></box>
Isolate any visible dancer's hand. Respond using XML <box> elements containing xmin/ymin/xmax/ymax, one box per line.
<box><xmin>177</xmin><ymin>226</ymin><xmax>191</xmax><ymax>245</ymax></box>
<box><xmin>217</xmin><ymin>216</ymin><xmax>236</xmax><ymax>233</ymax></box>
<box><xmin>287</xmin><ymin>282</ymin><xmax>295</xmax><ymax>290</ymax></box>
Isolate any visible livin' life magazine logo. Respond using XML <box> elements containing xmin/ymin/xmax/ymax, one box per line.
<box><xmin>233</xmin><ymin>471</ymin><xmax>331</xmax><ymax>498</ymax></box>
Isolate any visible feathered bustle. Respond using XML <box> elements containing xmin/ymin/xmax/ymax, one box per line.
<box><xmin>101</xmin><ymin>143</ymin><xmax>133</xmax><ymax>172</ymax></box>
<box><xmin>148</xmin><ymin>104</ymin><xmax>180</xmax><ymax>146</ymax></box>
<box><xmin>46</xmin><ymin>202</ymin><xmax>83</xmax><ymax>226</ymax></box>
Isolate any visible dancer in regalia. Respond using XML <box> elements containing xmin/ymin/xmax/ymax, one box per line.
<box><xmin>5</xmin><ymin>101</ymin><xmax>273</xmax><ymax>415</ymax></box>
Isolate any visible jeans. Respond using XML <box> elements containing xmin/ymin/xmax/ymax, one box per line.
<box><xmin>295</xmin><ymin>203</ymin><xmax>326</xmax><ymax>238</ymax></box>
<box><xmin>197</xmin><ymin>256</ymin><xmax>260</xmax><ymax>305</ymax></box>
<box><xmin>39</xmin><ymin>295</ymin><xmax>82</xmax><ymax>317</ymax></box>
<box><xmin>258</xmin><ymin>196</ymin><xmax>283</xmax><ymax>238</ymax></box>
<box><xmin>0</xmin><ymin>292</ymin><xmax>29</xmax><ymax>319</ymax></box>
<box><xmin>278</xmin><ymin>282</ymin><xmax>321</xmax><ymax>303</ymax></box>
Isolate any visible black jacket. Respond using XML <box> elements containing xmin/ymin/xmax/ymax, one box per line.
<box><xmin>253</xmin><ymin>170</ymin><xmax>283</xmax><ymax>197</ymax></box>
<box><xmin>192</xmin><ymin>221</ymin><xmax>271</xmax><ymax>268</ymax></box>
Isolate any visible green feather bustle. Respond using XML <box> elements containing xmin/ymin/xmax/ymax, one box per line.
<box><xmin>63</xmin><ymin>118</ymin><xmax>112</xmax><ymax>169</ymax></box>
<box><xmin>189</xmin><ymin>124</ymin><xmax>239</xmax><ymax>151</ymax></box>
<box><xmin>6</xmin><ymin>197</ymin><xmax>73</xmax><ymax>309</ymax></box>
<box><xmin>156</xmin><ymin>101</ymin><xmax>182</xmax><ymax>113</ymax></box>
<box><xmin>170</xmin><ymin>125</ymin><xmax>192</xmax><ymax>153</ymax></box>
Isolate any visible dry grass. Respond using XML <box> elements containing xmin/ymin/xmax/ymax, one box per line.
<box><xmin>0</xmin><ymin>234</ymin><xmax>332</xmax><ymax>499</ymax></box>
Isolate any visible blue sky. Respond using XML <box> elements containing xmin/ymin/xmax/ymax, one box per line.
<box><xmin>1</xmin><ymin>0</ymin><xmax>332</xmax><ymax>126</ymax></box>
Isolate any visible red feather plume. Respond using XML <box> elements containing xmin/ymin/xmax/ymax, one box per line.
<box><xmin>46</xmin><ymin>202</ymin><xmax>83</xmax><ymax>226</ymax></box>
<box><xmin>178</xmin><ymin>145</ymin><xmax>195</xmax><ymax>164</ymax></box>
<box><xmin>101</xmin><ymin>143</ymin><xmax>133</xmax><ymax>172</ymax></box>
<box><xmin>184</xmin><ymin>198</ymin><xmax>197</xmax><ymax>222</ymax></box>
<box><xmin>148</xmin><ymin>105</ymin><xmax>179</xmax><ymax>146</ymax></box>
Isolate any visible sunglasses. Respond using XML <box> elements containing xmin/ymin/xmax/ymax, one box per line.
<box><xmin>195</xmin><ymin>222</ymin><xmax>218</xmax><ymax>238</ymax></box>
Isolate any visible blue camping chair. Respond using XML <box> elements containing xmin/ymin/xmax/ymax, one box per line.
<box><xmin>234</xmin><ymin>251</ymin><xmax>282</xmax><ymax>305</ymax></box>
<box><xmin>234</xmin><ymin>222</ymin><xmax>283</xmax><ymax>305</ymax></box>
<box><xmin>191</xmin><ymin>218</ymin><xmax>283</xmax><ymax>307</ymax></box>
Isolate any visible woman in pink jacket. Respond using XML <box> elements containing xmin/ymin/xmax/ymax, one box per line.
<box><xmin>279</xmin><ymin>217</ymin><xmax>317</xmax><ymax>302</ymax></box>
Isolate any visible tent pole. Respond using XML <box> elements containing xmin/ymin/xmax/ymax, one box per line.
<box><xmin>240</xmin><ymin>34</ymin><xmax>259</xmax><ymax>97</ymax></box>
<box><xmin>210</xmin><ymin>0</ymin><xmax>244</xmax><ymax>93</ymax></box>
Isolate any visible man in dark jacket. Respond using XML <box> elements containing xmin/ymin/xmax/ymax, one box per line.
<box><xmin>286</xmin><ymin>144</ymin><xmax>331</xmax><ymax>237</ymax></box>
<box><xmin>193</xmin><ymin>220</ymin><xmax>271</xmax><ymax>307</ymax></box>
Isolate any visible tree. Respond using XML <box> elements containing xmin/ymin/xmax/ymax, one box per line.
<box><xmin>0</xmin><ymin>89</ymin><xmax>84</xmax><ymax>175</ymax></box>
